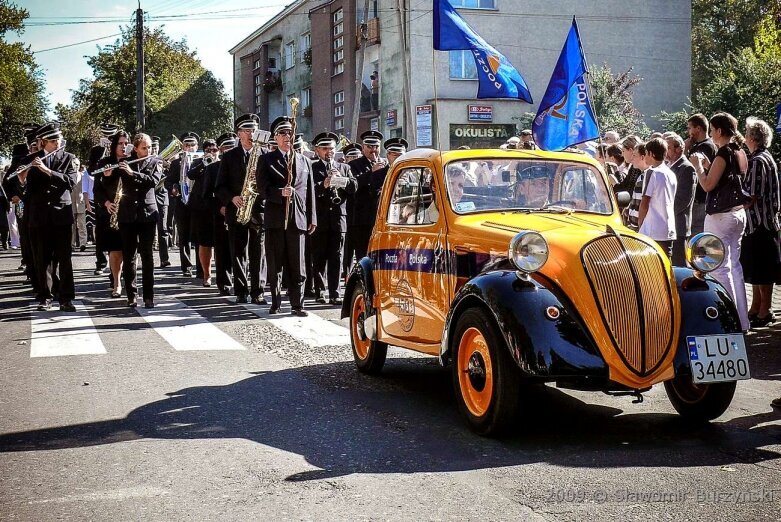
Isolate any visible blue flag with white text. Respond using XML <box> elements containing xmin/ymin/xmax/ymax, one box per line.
<box><xmin>433</xmin><ymin>0</ymin><xmax>532</xmax><ymax>103</ymax></box>
<box><xmin>532</xmin><ymin>18</ymin><xmax>599</xmax><ymax>151</ymax></box>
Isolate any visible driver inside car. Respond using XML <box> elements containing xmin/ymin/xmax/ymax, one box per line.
<box><xmin>514</xmin><ymin>167</ymin><xmax>550</xmax><ymax>207</ymax></box>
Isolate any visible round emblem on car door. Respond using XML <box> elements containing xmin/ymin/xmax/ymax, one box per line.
<box><xmin>394</xmin><ymin>278</ymin><xmax>416</xmax><ymax>332</ymax></box>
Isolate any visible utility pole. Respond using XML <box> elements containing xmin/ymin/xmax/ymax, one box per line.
<box><xmin>396</xmin><ymin>0</ymin><xmax>413</xmax><ymax>143</ymax></box>
<box><xmin>350</xmin><ymin>0</ymin><xmax>371</xmax><ymax>140</ymax></box>
<box><xmin>135</xmin><ymin>2</ymin><xmax>145</xmax><ymax>131</ymax></box>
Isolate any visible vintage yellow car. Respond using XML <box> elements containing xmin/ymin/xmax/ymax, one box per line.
<box><xmin>342</xmin><ymin>148</ymin><xmax>750</xmax><ymax>435</ymax></box>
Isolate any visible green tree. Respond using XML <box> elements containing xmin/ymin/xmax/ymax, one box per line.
<box><xmin>588</xmin><ymin>64</ymin><xmax>650</xmax><ymax>138</ymax></box>
<box><xmin>0</xmin><ymin>0</ymin><xmax>47</xmax><ymax>157</ymax></box>
<box><xmin>59</xmin><ymin>26</ymin><xmax>233</xmax><ymax>159</ymax></box>
<box><xmin>691</xmin><ymin>0</ymin><xmax>781</xmax><ymax>97</ymax></box>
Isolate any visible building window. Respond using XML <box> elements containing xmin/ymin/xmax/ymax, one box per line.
<box><xmin>300</xmin><ymin>33</ymin><xmax>311</xmax><ymax>63</ymax></box>
<box><xmin>285</xmin><ymin>41</ymin><xmax>296</xmax><ymax>70</ymax></box>
<box><xmin>334</xmin><ymin>62</ymin><xmax>344</xmax><ymax>75</ymax></box>
<box><xmin>268</xmin><ymin>57</ymin><xmax>277</xmax><ymax>69</ymax></box>
<box><xmin>333</xmin><ymin>49</ymin><xmax>343</xmax><ymax>63</ymax></box>
<box><xmin>450</xmin><ymin>0</ymin><xmax>496</xmax><ymax>7</ymax></box>
<box><xmin>333</xmin><ymin>8</ymin><xmax>343</xmax><ymax>23</ymax></box>
<box><xmin>334</xmin><ymin>91</ymin><xmax>344</xmax><ymax>104</ymax></box>
<box><xmin>255</xmin><ymin>85</ymin><xmax>262</xmax><ymax>95</ymax></box>
<box><xmin>301</xmin><ymin>87</ymin><xmax>311</xmax><ymax>110</ymax></box>
<box><xmin>254</xmin><ymin>74</ymin><xmax>262</xmax><ymax>85</ymax></box>
<box><xmin>449</xmin><ymin>50</ymin><xmax>477</xmax><ymax>79</ymax></box>
<box><xmin>334</xmin><ymin>105</ymin><xmax>344</xmax><ymax>117</ymax></box>
<box><xmin>253</xmin><ymin>59</ymin><xmax>261</xmax><ymax>70</ymax></box>
<box><xmin>356</xmin><ymin>0</ymin><xmax>379</xmax><ymax>22</ymax></box>
<box><xmin>333</xmin><ymin>36</ymin><xmax>343</xmax><ymax>50</ymax></box>
<box><xmin>335</xmin><ymin>117</ymin><xmax>344</xmax><ymax>130</ymax></box>
<box><xmin>334</xmin><ymin>21</ymin><xmax>343</xmax><ymax>36</ymax></box>
<box><xmin>255</xmin><ymin>95</ymin><xmax>262</xmax><ymax>106</ymax></box>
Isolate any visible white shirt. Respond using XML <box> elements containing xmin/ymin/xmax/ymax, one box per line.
<box><xmin>639</xmin><ymin>163</ymin><xmax>677</xmax><ymax>241</ymax></box>
<box><xmin>82</xmin><ymin>170</ymin><xmax>94</xmax><ymax>200</ymax></box>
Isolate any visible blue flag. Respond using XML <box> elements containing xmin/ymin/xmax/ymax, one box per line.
<box><xmin>532</xmin><ymin>18</ymin><xmax>599</xmax><ymax>151</ymax></box>
<box><xmin>433</xmin><ymin>0</ymin><xmax>532</xmax><ymax>103</ymax></box>
<box><xmin>775</xmin><ymin>103</ymin><xmax>781</xmax><ymax>133</ymax></box>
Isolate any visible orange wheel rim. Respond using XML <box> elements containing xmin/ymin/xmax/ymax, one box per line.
<box><xmin>457</xmin><ymin>327</ymin><xmax>493</xmax><ymax>417</ymax></box>
<box><xmin>352</xmin><ymin>294</ymin><xmax>370</xmax><ymax>360</ymax></box>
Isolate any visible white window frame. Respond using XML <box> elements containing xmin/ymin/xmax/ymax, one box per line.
<box><xmin>333</xmin><ymin>36</ymin><xmax>343</xmax><ymax>50</ymax></box>
<box><xmin>334</xmin><ymin>91</ymin><xmax>344</xmax><ymax>104</ymax></box>
<box><xmin>334</xmin><ymin>62</ymin><xmax>344</xmax><ymax>76</ymax></box>
<box><xmin>333</xmin><ymin>8</ymin><xmax>343</xmax><ymax>23</ymax></box>
<box><xmin>333</xmin><ymin>49</ymin><xmax>344</xmax><ymax>63</ymax></box>
<box><xmin>300</xmin><ymin>33</ymin><xmax>311</xmax><ymax>64</ymax></box>
<box><xmin>333</xmin><ymin>21</ymin><xmax>343</xmax><ymax>36</ymax></box>
<box><xmin>334</xmin><ymin>105</ymin><xmax>344</xmax><ymax>117</ymax></box>
<box><xmin>450</xmin><ymin>0</ymin><xmax>496</xmax><ymax>8</ymax></box>
<box><xmin>335</xmin><ymin>117</ymin><xmax>344</xmax><ymax>130</ymax></box>
<box><xmin>301</xmin><ymin>87</ymin><xmax>311</xmax><ymax>109</ymax></box>
<box><xmin>449</xmin><ymin>50</ymin><xmax>478</xmax><ymax>80</ymax></box>
<box><xmin>285</xmin><ymin>41</ymin><xmax>296</xmax><ymax>70</ymax></box>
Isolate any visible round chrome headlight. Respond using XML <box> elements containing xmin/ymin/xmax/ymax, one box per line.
<box><xmin>509</xmin><ymin>231</ymin><xmax>549</xmax><ymax>273</ymax></box>
<box><xmin>686</xmin><ymin>233</ymin><xmax>724</xmax><ymax>273</ymax></box>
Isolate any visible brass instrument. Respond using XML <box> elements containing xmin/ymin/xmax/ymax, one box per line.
<box><xmin>284</xmin><ymin>97</ymin><xmax>300</xmax><ymax>230</ymax></box>
<box><xmin>236</xmin><ymin>129</ymin><xmax>271</xmax><ymax>226</ymax></box>
<box><xmin>327</xmin><ymin>158</ymin><xmax>346</xmax><ymax>205</ymax></box>
<box><xmin>109</xmin><ymin>176</ymin><xmax>123</xmax><ymax>230</ymax></box>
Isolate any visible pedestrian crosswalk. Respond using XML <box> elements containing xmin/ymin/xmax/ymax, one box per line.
<box><xmin>22</xmin><ymin>295</ymin><xmax>351</xmax><ymax>358</ymax></box>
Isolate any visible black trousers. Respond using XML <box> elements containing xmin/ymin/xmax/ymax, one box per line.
<box><xmin>342</xmin><ymin>227</ymin><xmax>354</xmax><ymax>276</ymax></box>
<box><xmin>352</xmin><ymin>224</ymin><xmax>373</xmax><ymax>261</ymax></box>
<box><xmin>19</xmin><ymin>216</ymin><xmax>38</xmax><ymax>291</ymax></box>
<box><xmin>313</xmin><ymin>226</ymin><xmax>345</xmax><ymax>299</ymax></box>
<box><xmin>156</xmin><ymin>202</ymin><xmax>170</xmax><ymax>264</ymax></box>
<box><xmin>31</xmin><ymin>225</ymin><xmax>74</xmax><ymax>303</ymax></box>
<box><xmin>228</xmin><ymin>222</ymin><xmax>265</xmax><ymax>299</ymax></box>
<box><xmin>672</xmin><ymin>237</ymin><xmax>688</xmax><ymax>267</ymax></box>
<box><xmin>656</xmin><ymin>239</ymin><xmax>674</xmax><ymax>259</ymax></box>
<box><xmin>93</xmin><ymin>212</ymin><xmax>108</xmax><ymax>269</ymax></box>
<box><xmin>174</xmin><ymin>200</ymin><xmax>194</xmax><ymax>271</ymax></box>
<box><xmin>266</xmin><ymin>227</ymin><xmax>305</xmax><ymax>309</ymax></box>
<box><xmin>214</xmin><ymin>212</ymin><xmax>233</xmax><ymax>292</ymax></box>
<box><xmin>304</xmin><ymin>234</ymin><xmax>315</xmax><ymax>294</ymax></box>
<box><xmin>119</xmin><ymin>221</ymin><xmax>156</xmax><ymax>300</ymax></box>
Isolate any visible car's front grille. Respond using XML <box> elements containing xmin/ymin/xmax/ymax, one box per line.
<box><xmin>581</xmin><ymin>235</ymin><xmax>675</xmax><ymax>376</ymax></box>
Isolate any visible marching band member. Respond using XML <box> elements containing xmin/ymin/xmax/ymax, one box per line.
<box><xmin>311</xmin><ymin>132</ymin><xmax>356</xmax><ymax>305</ymax></box>
<box><xmin>88</xmin><ymin>123</ymin><xmax>120</xmax><ymax>276</ymax></box>
<box><xmin>93</xmin><ymin>131</ymin><xmax>131</xmax><ymax>298</ymax></box>
<box><xmin>3</xmin><ymin>128</ymin><xmax>36</xmax><ymax>286</ymax></box>
<box><xmin>371</xmin><ymin>137</ymin><xmax>407</xmax><ymax>215</ymax></box>
<box><xmin>25</xmin><ymin>122</ymin><xmax>78</xmax><ymax>312</ymax></box>
<box><xmin>205</xmin><ymin>132</ymin><xmax>237</xmax><ymax>295</ymax></box>
<box><xmin>114</xmin><ymin>133</ymin><xmax>163</xmax><ymax>308</ymax></box>
<box><xmin>151</xmin><ymin>136</ymin><xmax>171</xmax><ymax>268</ymax></box>
<box><xmin>340</xmin><ymin>142</ymin><xmax>363</xmax><ymax>277</ymax></box>
<box><xmin>215</xmin><ymin>114</ymin><xmax>268</xmax><ymax>305</ymax></box>
<box><xmin>257</xmin><ymin>116</ymin><xmax>317</xmax><ymax>316</ymax></box>
<box><xmin>188</xmin><ymin>138</ymin><xmax>218</xmax><ymax>287</ymax></box>
<box><xmin>349</xmin><ymin>130</ymin><xmax>385</xmax><ymax>262</ymax></box>
<box><xmin>166</xmin><ymin>132</ymin><xmax>200</xmax><ymax>278</ymax></box>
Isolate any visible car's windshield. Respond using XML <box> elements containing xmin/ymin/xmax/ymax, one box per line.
<box><xmin>444</xmin><ymin>159</ymin><xmax>613</xmax><ymax>215</ymax></box>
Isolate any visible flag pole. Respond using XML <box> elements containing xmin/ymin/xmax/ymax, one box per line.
<box><xmin>575</xmin><ymin>16</ymin><xmax>604</xmax><ymax>154</ymax></box>
<box><xmin>432</xmin><ymin>40</ymin><xmax>439</xmax><ymax>150</ymax></box>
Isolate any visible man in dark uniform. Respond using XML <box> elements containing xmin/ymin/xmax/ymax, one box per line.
<box><xmin>257</xmin><ymin>116</ymin><xmax>316</xmax><ymax>316</ymax></box>
<box><xmin>340</xmin><ymin>143</ymin><xmax>363</xmax><ymax>277</ymax></box>
<box><xmin>87</xmin><ymin>123</ymin><xmax>120</xmax><ymax>276</ymax></box>
<box><xmin>166</xmin><ymin>132</ymin><xmax>200</xmax><ymax>277</ymax></box>
<box><xmin>3</xmin><ymin>129</ymin><xmax>34</xmax><ymax>279</ymax></box>
<box><xmin>205</xmin><ymin>132</ymin><xmax>237</xmax><ymax>295</ymax></box>
<box><xmin>311</xmin><ymin>132</ymin><xmax>356</xmax><ymax>305</ymax></box>
<box><xmin>215</xmin><ymin>114</ymin><xmax>268</xmax><ymax>305</ymax></box>
<box><xmin>349</xmin><ymin>130</ymin><xmax>386</xmax><ymax>261</ymax></box>
<box><xmin>24</xmin><ymin>122</ymin><xmax>78</xmax><ymax>312</ymax></box>
<box><xmin>150</xmin><ymin>135</ymin><xmax>171</xmax><ymax>268</ymax></box>
<box><xmin>371</xmin><ymin>137</ymin><xmax>406</xmax><ymax>211</ymax></box>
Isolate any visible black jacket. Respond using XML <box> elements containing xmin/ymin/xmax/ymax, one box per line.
<box><xmin>349</xmin><ymin>155</ymin><xmax>377</xmax><ymax>228</ymax></box>
<box><xmin>312</xmin><ymin>158</ymin><xmax>356</xmax><ymax>232</ymax></box>
<box><xmin>24</xmin><ymin>148</ymin><xmax>77</xmax><ymax>228</ymax></box>
<box><xmin>215</xmin><ymin>145</ymin><xmax>265</xmax><ymax>225</ymax></box>
<box><xmin>185</xmin><ymin>157</ymin><xmax>209</xmax><ymax>211</ymax></box>
<box><xmin>116</xmin><ymin>154</ymin><xmax>163</xmax><ymax>224</ymax></box>
<box><xmin>93</xmin><ymin>156</ymin><xmax>122</xmax><ymax>220</ymax></box>
<box><xmin>257</xmin><ymin>149</ymin><xmax>316</xmax><ymax>231</ymax></box>
<box><xmin>87</xmin><ymin>144</ymin><xmax>109</xmax><ymax>173</ymax></box>
<box><xmin>670</xmin><ymin>156</ymin><xmax>697</xmax><ymax>237</ymax></box>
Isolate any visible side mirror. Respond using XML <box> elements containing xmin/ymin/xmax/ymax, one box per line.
<box><xmin>616</xmin><ymin>191</ymin><xmax>631</xmax><ymax>208</ymax></box>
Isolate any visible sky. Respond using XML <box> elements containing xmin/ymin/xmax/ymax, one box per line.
<box><xmin>11</xmin><ymin>0</ymin><xmax>290</xmax><ymax>115</ymax></box>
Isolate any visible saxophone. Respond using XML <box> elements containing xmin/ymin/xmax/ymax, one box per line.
<box><xmin>109</xmin><ymin>176</ymin><xmax>123</xmax><ymax>230</ymax></box>
<box><xmin>236</xmin><ymin>129</ymin><xmax>270</xmax><ymax>225</ymax></box>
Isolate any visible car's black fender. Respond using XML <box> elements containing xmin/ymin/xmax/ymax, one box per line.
<box><xmin>440</xmin><ymin>269</ymin><xmax>608</xmax><ymax>380</ymax></box>
<box><xmin>341</xmin><ymin>257</ymin><xmax>376</xmax><ymax>319</ymax></box>
<box><xmin>671</xmin><ymin>267</ymin><xmax>743</xmax><ymax>377</ymax></box>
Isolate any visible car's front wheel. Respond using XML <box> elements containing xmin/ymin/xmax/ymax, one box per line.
<box><xmin>663</xmin><ymin>375</ymin><xmax>736</xmax><ymax>422</ymax></box>
<box><xmin>349</xmin><ymin>281</ymin><xmax>387</xmax><ymax>374</ymax></box>
<box><xmin>452</xmin><ymin>308</ymin><xmax>521</xmax><ymax>436</ymax></box>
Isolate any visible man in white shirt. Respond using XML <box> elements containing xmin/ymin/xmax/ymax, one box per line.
<box><xmin>638</xmin><ymin>137</ymin><xmax>677</xmax><ymax>258</ymax></box>
<box><xmin>71</xmin><ymin>160</ymin><xmax>88</xmax><ymax>251</ymax></box>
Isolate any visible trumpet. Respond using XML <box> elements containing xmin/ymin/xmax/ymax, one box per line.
<box><xmin>326</xmin><ymin>159</ymin><xmax>345</xmax><ymax>205</ymax></box>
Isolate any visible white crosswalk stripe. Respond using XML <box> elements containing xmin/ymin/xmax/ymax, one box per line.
<box><xmin>30</xmin><ymin>300</ymin><xmax>107</xmax><ymax>358</ymax></box>
<box><xmin>240</xmin><ymin>303</ymin><xmax>350</xmax><ymax>346</ymax></box>
<box><xmin>136</xmin><ymin>298</ymin><xmax>245</xmax><ymax>351</ymax></box>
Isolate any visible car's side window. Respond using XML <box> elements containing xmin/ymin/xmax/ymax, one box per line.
<box><xmin>387</xmin><ymin>167</ymin><xmax>437</xmax><ymax>225</ymax></box>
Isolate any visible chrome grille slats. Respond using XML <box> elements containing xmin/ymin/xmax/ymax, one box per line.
<box><xmin>581</xmin><ymin>236</ymin><xmax>674</xmax><ymax>376</ymax></box>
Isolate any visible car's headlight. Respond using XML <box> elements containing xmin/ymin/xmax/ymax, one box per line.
<box><xmin>509</xmin><ymin>231</ymin><xmax>548</xmax><ymax>273</ymax></box>
<box><xmin>686</xmin><ymin>233</ymin><xmax>724</xmax><ymax>273</ymax></box>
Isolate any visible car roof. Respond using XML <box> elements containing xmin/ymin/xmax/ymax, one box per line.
<box><xmin>395</xmin><ymin>148</ymin><xmax>603</xmax><ymax>169</ymax></box>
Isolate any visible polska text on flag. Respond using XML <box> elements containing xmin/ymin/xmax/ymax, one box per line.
<box><xmin>532</xmin><ymin>17</ymin><xmax>599</xmax><ymax>151</ymax></box>
<box><xmin>433</xmin><ymin>0</ymin><xmax>532</xmax><ymax>103</ymax></box>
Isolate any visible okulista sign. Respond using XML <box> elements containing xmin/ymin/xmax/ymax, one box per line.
<box><xmin>450</xmin><ymin>123</ymin><xmax>516</xmax><ymax>149</ymax></box>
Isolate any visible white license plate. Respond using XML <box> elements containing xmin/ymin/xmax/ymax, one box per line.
<box><xmin>686</xmin><ymin>334</ymin><xmax>751</xmax><ymax>383</ymax></box>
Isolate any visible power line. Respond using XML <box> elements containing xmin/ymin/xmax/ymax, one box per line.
<box><xmin>32</xmin><ymin>33</ymin><xmax>123</xmax><ymax>53</ymax></box>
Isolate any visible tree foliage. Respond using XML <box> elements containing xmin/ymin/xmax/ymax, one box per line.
<box><xmin>0</xmin><ymin>0</ymin><xmax>47</xmax><ymax>158</ymax></box>
<box><xmin>59</xmin><ymin>26</ymin><xmax>233</xmax><ymax>160</ymax></box>
<box><xmin>588</xmin><ymin>64</ymin><xmax>650</xmax><ymax>138</ymax></box>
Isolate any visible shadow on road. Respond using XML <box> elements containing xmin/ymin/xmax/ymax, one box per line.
<box><xmin>1</xmin><ymin>358</ymin><xmax>779</xmax><ymax>480</ymax></box>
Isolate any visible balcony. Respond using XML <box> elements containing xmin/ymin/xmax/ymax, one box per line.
<box><xmin>356</xmin><ymin>17</ymin><xmax>380</xmax><ymax>48</ymax></box>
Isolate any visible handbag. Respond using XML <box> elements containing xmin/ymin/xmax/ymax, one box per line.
<box><xmin>705</xmin><ymin>145</ymin><xmax>752</xmax><ymax>215</ymax></box>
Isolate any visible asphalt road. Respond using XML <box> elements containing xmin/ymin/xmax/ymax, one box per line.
<box><xmin>1</xmin><ymin>246</ymin><xmax>780</xmax><ymax>521</ymax></box>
